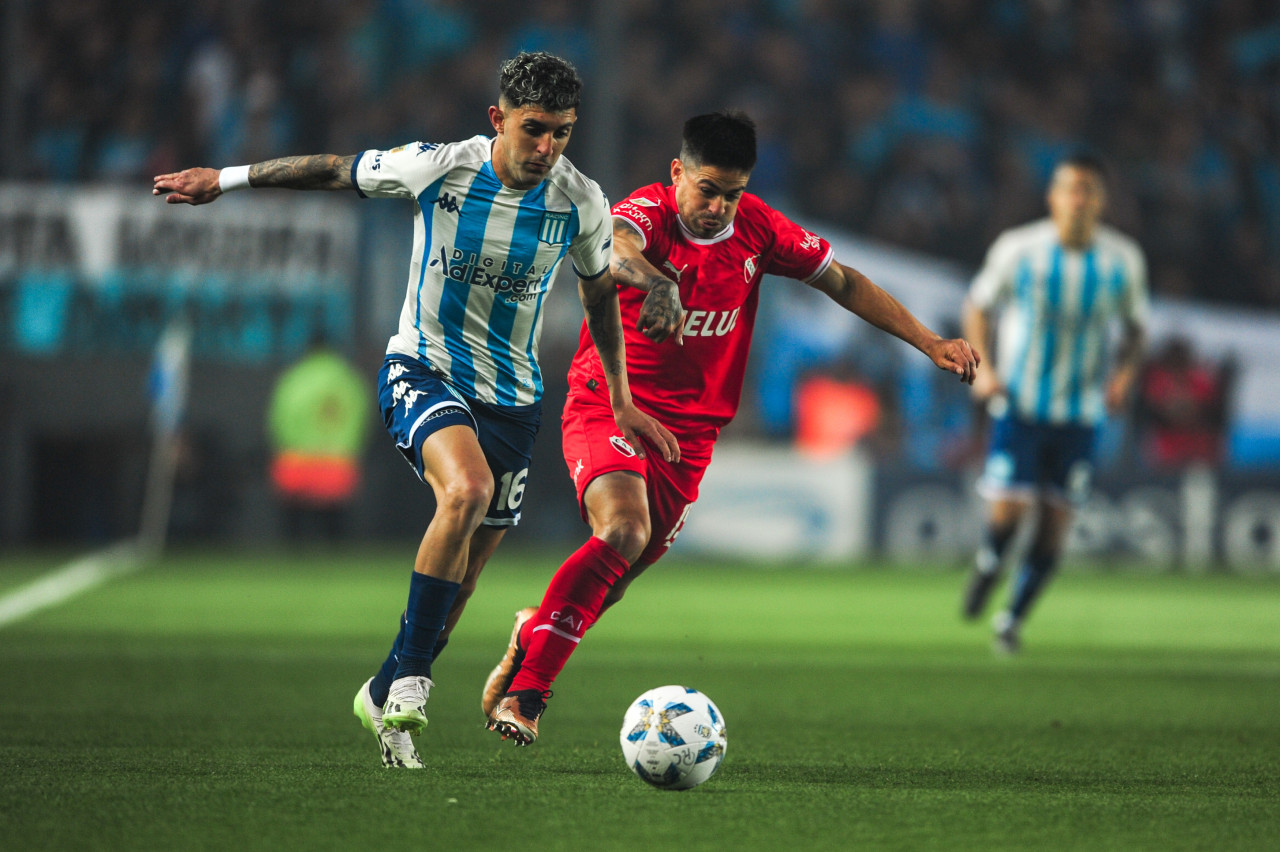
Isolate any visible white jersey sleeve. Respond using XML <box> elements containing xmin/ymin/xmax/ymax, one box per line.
<box><xmin>566</xmin><ymin>182</ymin><xmax>612</xmax><ymax>281</ymax></box>
<box><xmin>1110</xmin><ymin>228</ymin><xmax>1151</xmax><ymax>329</ymax></box>
<box><xmin>968</xmin><ymin>227</ymin><xmax>1022</xmax><ymax>310</ymax></box>
<box><xmin>352</xmin><ymin>140</ymin><xmax>477</xmax><ymax>200</ymax></box>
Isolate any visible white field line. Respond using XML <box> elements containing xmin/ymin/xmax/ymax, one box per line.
<box><xmin>0</xmin><ymin>542</ymin><xmax>142</xmax><ymax>629</ymax></box>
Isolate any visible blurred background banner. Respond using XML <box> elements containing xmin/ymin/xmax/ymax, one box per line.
<box><xmin>2</xmin><ymin>0</ymin><xmax>1278</xmax><ymax>569</ymax></box>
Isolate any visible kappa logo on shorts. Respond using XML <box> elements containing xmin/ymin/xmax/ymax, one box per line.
<box><xmin>391</xmin><ymin>380</ymin><xmax>423</xmax><ymax>413</ymax></box>
<box><xmin>609</xmin><ymin>436</ymin><xmax>637</xmax><ymax>458</ymax></box>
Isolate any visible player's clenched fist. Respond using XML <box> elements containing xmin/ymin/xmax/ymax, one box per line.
<box><xmin>636</xmin><ymin>280</ymin><xmax>686</xmax><ymax>345</ymax></box>
<box><xmin>152</xmin><ymin>168</ymin><xmax>224</xmax><ymax>205</ymax></box>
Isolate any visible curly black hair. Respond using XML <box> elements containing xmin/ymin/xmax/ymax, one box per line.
<box><xmin>498</xmin><ymin>51</ymin><xmax>582</xmax><ymax>112</ymax></box>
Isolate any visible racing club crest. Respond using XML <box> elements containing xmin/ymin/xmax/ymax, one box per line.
<box><xmin>538</xmin><ymin>211</ymin><xmax>571</xmax><ymax>245</ymax></box>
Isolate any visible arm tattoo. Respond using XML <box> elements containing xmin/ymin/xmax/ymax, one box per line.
<box><xmin>612</xmin><ymin>257</ymin><xmax>675</xmax><ymax>295</ymax></box>
<box><xmin>584</xmin><ymin>294</ymin><xmax>625</xmax><ymax>377</ymax></box>
<box><xmin>613</xmin><ymin>257</ymin><xmax>635</xmax><ymax>282</ymax></box>
<box><xmin>248</xmin><ymin>154</ymin><xmax>356</xmax><ymax>190</ymax></box>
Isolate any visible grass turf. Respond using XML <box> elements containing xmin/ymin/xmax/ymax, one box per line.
<box><xmin>2</xmin><ymin>547</ymin><xmax>1278</xmax><ymax>850</ymax></box>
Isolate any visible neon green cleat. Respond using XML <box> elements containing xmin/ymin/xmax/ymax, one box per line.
<box><xmin>353</xmin><ymin>678</ymin><xmax>425</xmax><ymax>769</ymax></box>
<box><xmin>381</xmin><ymin>675</ymin><xmax>432</xmax><ymax>735</ymax></box>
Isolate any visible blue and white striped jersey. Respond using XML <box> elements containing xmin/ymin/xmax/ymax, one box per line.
<box><xmin>353</xmin><ymin>135</ymin><xmax>612</xmax><ymax>407</ymax></box>
<box><xmin>969</xmin><ymin>218</ymin><xmax>1149</xmax><ymax>426</ymax></box>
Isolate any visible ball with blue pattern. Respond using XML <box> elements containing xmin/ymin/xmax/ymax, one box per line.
<box><xmin>619</xmin><ymin>685</ymin><xmax>727</xmax><ymax>790</ymax></box>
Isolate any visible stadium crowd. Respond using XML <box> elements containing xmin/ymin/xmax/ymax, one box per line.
<box><xmin>12</xmin><ymin>0</ymin><xmax>1280</xmax><ymax>309</ymax></box>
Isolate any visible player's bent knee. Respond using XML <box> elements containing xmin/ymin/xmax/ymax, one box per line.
<box><xmin>438</xmin><ymin>474</ymin><xmax>494</xmax><ymax>524</ymax></box>
<box><xmin>597</xmin><ymin>515</ymin><xmax>651</xmax><ymax>565</ymax></box>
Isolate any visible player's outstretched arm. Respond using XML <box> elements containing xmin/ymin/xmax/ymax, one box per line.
<box><xmin>579</xmin><ymin>271</ymin><xmax>680</xmax><ymax>463</ymax></box>
<box><xmin>813</xmin><ymin>261</ymin><xmax>980</xmax><ymax>385</ymax></box>
<box><xmin>610</xmin><ymin>221</ymin><xmax>685</xmax><ymax>345</ymax></box>
<box><xmin>153</xmin><ymin>154</ymin><xmax>357</xmax><ymax>205</ymax></box>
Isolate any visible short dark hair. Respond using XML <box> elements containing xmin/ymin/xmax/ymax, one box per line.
<box><xmin>680</xmin><ymin>110</ymin><xmax>757</xmax><ymax>173</ymax></box>
<box><xmin>498</xmin><ymin>51</ymin><xmax>582</xmax><ymax>112</ymax></box>
<box><xmin>1056</xmin><ymin>147</ymin><xmax>1108</xmax><ymax>182</ymax></box>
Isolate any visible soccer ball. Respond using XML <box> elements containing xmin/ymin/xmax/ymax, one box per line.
<box><xmin>619</xmin><ymin>685</ymin><xmax>727</xmax><ymax>790</ymax></box>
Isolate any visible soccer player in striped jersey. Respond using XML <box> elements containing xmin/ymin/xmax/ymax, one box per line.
<box><xmin>153</xmin><ymin>52</ymin><xmax>677</xmax><ymax>768</ymax></box>
<box><xmin>961</xmin><ymin>151</ymin><xmax>1150</xmax><ymax>653</ymax></box>
<box><xmin>483</xmin><ymin>110</ymin><xmax>981</xmax><ymax>746</ymax></box>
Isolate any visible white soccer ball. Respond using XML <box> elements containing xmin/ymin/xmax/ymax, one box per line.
<box><xmin>619</xmin><ymin>685</ymin><xmax>727</xmax><ymax>790</ymax></box>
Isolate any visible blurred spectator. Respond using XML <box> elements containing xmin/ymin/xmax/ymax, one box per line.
<box><xmin>1137</xmin><ymin>336</ymin><xmax>1233</xmax><ymax>470</ymax></box>
<box><xmin>793</xmin><ymin>372</ymin><xmax>882</xmax><ymax>459</ymax></box>
<box><xmin>8</xmin><ymin>0</ymin><xmax>1280</xmax><ymax>309</ymax></box>
<box><xmin>266</xmin><ymin>339</ymin><xmax>370</xmax><ymax>541</ymax></box>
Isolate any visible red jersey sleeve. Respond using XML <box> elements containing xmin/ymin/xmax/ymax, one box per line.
<box><xmin>611</xmin><ymin>184</ymin><xmax>673</xmax><ymax>257</ymax></box>
<box><xmin>763</xmin><ymin>205</ymin><xmax>834</xmax><ymax>283</ymax></box>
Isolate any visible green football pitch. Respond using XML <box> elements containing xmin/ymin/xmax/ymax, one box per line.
<box><xmin>2</xmin><ymin>547</ymin><xmax>1277</xmax><ymax>851</ymax></box>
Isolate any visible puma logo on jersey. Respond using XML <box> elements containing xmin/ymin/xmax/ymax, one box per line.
<box><xmin>663</xmin><ymin>260</ymin><xmax>688</xmax><ymax>283</ymax></box>
<box><xmin>682</xmin><ymin>307</ymin><xmax>740</xmax><ymax>337</ymax></box>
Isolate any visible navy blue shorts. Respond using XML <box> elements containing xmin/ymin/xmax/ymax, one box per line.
<box><xmin>977</xmin><ymin>413</ymin><xmax>1097</xmax><ymax>506</ymax></box>
<box><xmin>377</xmin><ymin>355</ymin><xmax>541</xmax><ymax>526</ymax></box>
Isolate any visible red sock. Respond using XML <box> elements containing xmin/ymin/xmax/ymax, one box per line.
<box><xmin>511</xmin><ymin>537</ymin><xmax>630</xmax><ymax>693</ymax></box>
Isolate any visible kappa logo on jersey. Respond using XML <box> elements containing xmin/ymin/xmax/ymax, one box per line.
<box><xmin>743</xmin><ymin>254</ymin><xmax>759</xmax><ymax>283</ymax></box>
<box><xmin>663</xmin><ymin>260</ymin><xmax>688</xmax><ymax>283</ymax></box>
<box><xmin>610</xmin><ymin>435</ymin><xmax>637</xmax><ymax>458</ymax></box>
<box><xmin>682</xmin><ymin>307</ymin><xmax>741</xmax><ymax>338</ymax></box>
<box><xmin>416</xmin><ymin>142</ymin><xmax>439</xmax><ymax>155</ymax></box>
<box><xmin>538</xmin><ymin>211</ymin><xmax>571</xmax><ymax>245</ymax></box>
<box><xmin>430</xmin><ymin>247</ymin><xmax>550</xmax><ymax>303</ymax></box>
<box><xmin>432</xmin><ymin>193</ymin><xmax>460</xmax><ymax>214</ymax></box>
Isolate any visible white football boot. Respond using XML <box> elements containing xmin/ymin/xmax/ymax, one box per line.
<box><xmin>991</xmin><ymin>610</ymin><xmax>1022</xmax><ymax>655</ymax></box>
<box><xmin>353</xmin><ymin>678</ymin><xmax>425</xmax><ymax>769</ymax></box>
<box><xmin>381</xmin><ymin>675</ymin><xmax>433</xmax><ymax>734</ymax></box>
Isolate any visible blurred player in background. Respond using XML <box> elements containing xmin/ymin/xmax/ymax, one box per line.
<box><xmin>960</xmin><ymin>151</ymin><xmax>1149</xmax><ymax>653</ymax></box>
<box><xmin>153</xmin><ymin>51</ymin><xmax>676</xmax><ymax>768</ymax></box>
<box><xmin>483</xmin><ymin>110</ymin><xmax>981</xmax><ymax>746</ymax></box>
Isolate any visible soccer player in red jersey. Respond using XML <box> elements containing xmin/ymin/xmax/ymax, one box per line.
<box><xmin>484</xmin><ymin>111</ymin><xmax>980</xmax><ymax>745</ymax></box>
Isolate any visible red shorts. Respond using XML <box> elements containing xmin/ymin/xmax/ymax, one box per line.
<box><xmin>561</xmin><ymin>387</ymin><xmax>714</xmax><ymax>566</ymax></box>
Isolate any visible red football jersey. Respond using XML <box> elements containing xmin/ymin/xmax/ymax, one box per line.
<box><xmin>567</xmin><ymin>183</ymin><xmax>834</xmax><ymax>434</ymax></box>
